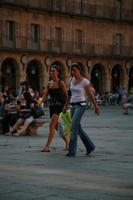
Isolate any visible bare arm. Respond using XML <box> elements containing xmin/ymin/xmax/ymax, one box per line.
<box><xmin>85</xmin><ymin>84</ymin><xmax>100</xmax><ymax>115</ymax></box>
<box><xmin>60</xmin><ymin>80</ymin><xmax>68</xmax><ymax>97</ymax></box>
<box><xmin>60</xmin><ymin>81</ymin><xmax>70</xmax><ymax>112</ymax></box>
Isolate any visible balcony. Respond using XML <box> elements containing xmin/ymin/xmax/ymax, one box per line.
<box><xmin>1</xmin><ymin>0</ymin><xmax>133</xmax><ymax>22</ymax></box>
<box><xmin>0</xmin><ymin>34</ymin><xmax>133</xmax><ymax>59</ymax></box>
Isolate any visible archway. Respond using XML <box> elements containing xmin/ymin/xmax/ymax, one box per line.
<box><xmin>1</xmin><ymin>58</ymin><xmax>17</xmax><ymax>92</ymax></box>
<box><xmin>91</xmin><ymin>64</ymin><xmax>104</xmax><ymax>94</ymax></box>
<box><xmin>128</xmin><ymin>66</ymin><xmax>133</xmax><ymax>93</ymax></box>
<box><xmin>26</xmin><ymin>60</ymin><xmax>40</xmax><ymax>91</ymax></box>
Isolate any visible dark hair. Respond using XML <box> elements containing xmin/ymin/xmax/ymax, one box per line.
<box><xmin>50</xmin><ymin>64</ymin><xmax>62</xmax><ymax>79</ymax></box>
<box><xmin>71</xmin><ymin>62</ymin><xmax>83</xmax><ymax>74</ymax></box>
<box><xmin>51</xmin><ymin>65</ymin><xmax>60</xmax><ymax>73</ymax></box>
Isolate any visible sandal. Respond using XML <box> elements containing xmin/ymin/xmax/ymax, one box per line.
<box><xmin>41</xmin><ymin>147</ymin><xmax>51</xmax><ymax>152</ymax></box>
<box><xmin>13</xmin><ymin>133</ymin><xmax>20</xmax><ymax>137</ymax></box>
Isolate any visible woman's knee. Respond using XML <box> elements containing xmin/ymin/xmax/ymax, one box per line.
<box><xmin>49</xmin><ymin>115</ymin><xmax>59</xmax><ymax>129</ymax></box>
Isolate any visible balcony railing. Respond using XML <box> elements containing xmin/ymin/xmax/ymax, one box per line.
<box><xmin>0</xmin><ymin>35</ymin><xmax>133</xmax><ymax>59</ymax></box>
<box><xmin>1</xmin><ymin>0</ymin><xmax>133</xmax><ymax>22</ymax></box>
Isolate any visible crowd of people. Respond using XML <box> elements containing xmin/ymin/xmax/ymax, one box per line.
<box><xmin>0</xmin><ymin>82</ymin><xmax>45</xmax><ymax>136</ymax></box>
<box><xmin>86</xmin><ymin>85</ymin><xmax>133</xmax><ymax>114</ymax></box>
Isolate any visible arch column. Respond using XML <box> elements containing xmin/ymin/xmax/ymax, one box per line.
<box><xmin>16</xmin><ymin>63</ymin><xmax>26</xmax><ymax>84</ymax></box>
<box><xmin>106</xmin><ymin>65</ymin><xmax>112</xmax><ymax>92</ymax></box>
<box><xmin>123</xmin><ymin>72</ymin><xmax>129</xmax><ymax>90</ymax></box>
<box><xmin>20</xmin><ymin>63</ymin><xmax>27</xmax><ymax>82</ymax></box>
<box><xmin>106</xmin><ymin>74</ymin><xmax>111</xmax><ymax>92</ymax></box>
<box><xmin>42</xmin><ymin>67</ymin><xmax>49</xmax><ymax>88</ymax></box>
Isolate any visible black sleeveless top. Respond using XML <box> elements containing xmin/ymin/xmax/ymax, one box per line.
<box><xmin>48</xmin><ymin>81</ymin><xmax>66</xmax><ymax>106</ymax></box>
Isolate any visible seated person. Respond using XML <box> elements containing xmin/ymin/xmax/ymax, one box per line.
<box><xmin>0</xmin><ymin>91</ymin><xmax>4</xmax><ymax>119</ymax></box>
<box><xmin>2</xmin><ymin>93</ymin><xmax>21</xmax><ymax>135</ymax></box>
<box><xmin>10</xmin><ymin>95</ymin><xmax>44</xmax><ymax>136</ymax></box>
<box><xmin>10</xmin><ymin>101</ymin><xmax>34</xmax><ymax>136</ymax></box>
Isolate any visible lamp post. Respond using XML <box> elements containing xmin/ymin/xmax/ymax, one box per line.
<box><xmin>95</xmin><ymin>69</ymin><xmax>100</xmax><ymax>79</ymax></box>
<box><xmin>6</xmin><ymin>65</ymin><xmax>11</xmax><ymax>74</ymax></box>
<box><xmin>31</xmin><ymin>65</ymin><xmax>35</xmax><ymax>75</ymax></box>
<box><xmin>113</xmin><ymin>70</ymin><xmax>118</xmax><ymax>78</ymax></box>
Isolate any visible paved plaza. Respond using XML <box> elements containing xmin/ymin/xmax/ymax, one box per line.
<box><xmin>0</xmin><ymin>106</ymin><xmax>133</xmax><ymax>200</ymax></box>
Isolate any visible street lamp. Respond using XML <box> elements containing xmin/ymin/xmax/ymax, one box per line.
<box><xmin>95</xmin><ymin>70</ymin><xmax>100</xmax><ymax>78</ymax></box>
<box><xmin>31</xmin><ymin>65</ymin><xmax>35</xmax><ymax>75</ymax></box>
<box><xmin>6</xmin><ymin>64</ymin><xmax>11</xmax><ymax>74</ymax></box>
<box><xmin>113</xmin><ymin>70</ymin><xmax>118</xmax><ymax>78</ymax></box>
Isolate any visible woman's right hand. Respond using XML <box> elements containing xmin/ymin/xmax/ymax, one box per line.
<box><xmin>62</xmin><ymin>105</ymin><xmax>70</xmax><ymax>113</ymax></box>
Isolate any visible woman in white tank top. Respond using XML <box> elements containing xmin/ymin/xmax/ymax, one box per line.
<box><xmin>64</xmin><ymin>63</ymin><xmax>100</xmax><ymax>157</ymax></box>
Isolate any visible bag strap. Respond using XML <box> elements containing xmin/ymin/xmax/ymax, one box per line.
<box><xmin>58</xmin><ymin>80</ymin><xmax>61</xmax><ymax>89</ymax></box>
<box><xmin>68</xmin><ymin>78</ymin><xmax>72</xmax><ymax>90</ymax></box>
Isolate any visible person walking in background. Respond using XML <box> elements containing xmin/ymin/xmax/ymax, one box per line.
<box><xmin>122</xmin><ymin>87</ymin><xmax>128</xmax><ymax>105</ymax></box>
<box><xmin>123</xmin><ymin>94</ymin><xmax>133</xmax><ymax>114</ymax></box>
<box><xmin>0</xmin><ymin>91</ymin><xmax>4</xmax><ymax>119</ymax></box>
<box><xmin>63</xmin><ymin>63</ymin><xmax>100</xmax><ymax>157</ymax></box>
<box><xmin>40</xmin><ymin>65</ymin><xmax>67</xmax><ymax>152</ymax></box>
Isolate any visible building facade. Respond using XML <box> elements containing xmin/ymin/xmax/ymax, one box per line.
<box><xmin>0</xmin><ymin>0</ymin><xmax>133</xmax><ymax>94</ymax></box>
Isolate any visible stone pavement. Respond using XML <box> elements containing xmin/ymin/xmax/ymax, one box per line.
<box><xmin>0</xmin><ymin>106</ymin><xmax>133</xmax><ymax>200</ymax></box>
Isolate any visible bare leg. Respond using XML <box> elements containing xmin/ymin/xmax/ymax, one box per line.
<box><xmin>123</xmin><ymin>104</ymin><xmax>128</xmax><ymax>114</ymax></box>
<box><xmin>62</xmin><ymin>136</ymin><xmax>69</xmax><ymax>151</ymax></box>
<box><xmin>41</xmin><ymin>114</ymin><xmax>59</xmax><ymax>152</ymax></box>
<box><xmin>10</xmin><ymin>118</ymin><xmax>24</xmax><ymax>134</ymax></box>
<box><xmin>16</xmin><ymin>120</ymin><xmax>31</xmax><ymax>136</ymax></box>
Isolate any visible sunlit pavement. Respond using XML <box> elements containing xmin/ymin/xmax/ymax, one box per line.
<box><xmin>0</xmin><ymin>106</ymin><xmax>133</xmax><ymax>200</ymax></box>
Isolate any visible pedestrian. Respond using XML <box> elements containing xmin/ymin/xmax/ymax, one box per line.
<box><xmin>122</xmin><ymin>87</ymin><xmax>128</xmax><ymax>105</ymax></box>
<box><xmin>63</xmin><ymin>62</ymin><xmax>100</xmax><ymax>157</ymax></box>
<box><xmin>40</xmin><ymin>65</ymin><xmax>67</xmax><ymax>152</ymax></box>
<box><xmin>123</xmin><ymin>94</ymin><xmax>133</xmax><ymax>114</ymax></box>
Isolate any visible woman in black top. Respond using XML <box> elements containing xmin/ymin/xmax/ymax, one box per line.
<box><xmin>41</xmin><ymin>65</ymin><xmax>67</xmax><ymax>152</ymax></box>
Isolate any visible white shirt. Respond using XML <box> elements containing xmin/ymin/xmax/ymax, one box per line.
<box><xmin>70</xmin><ymin>78</ymin><xmax>90</xmax><ymax>103</ymax></box>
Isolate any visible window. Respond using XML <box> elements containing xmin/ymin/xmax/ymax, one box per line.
<box><xmin>115</xmin><ymin>33</ymin><xmax>122</xmax><ymax>55</ymax></box>
<box><xmin>31</xmin><ymin>24</ymin><xmax>40</xmax><ymax>43</ymax></box>
<box><xmin>54</xmin><ymin>0</ymin><xmax>61</xmax><ymax>10</ymax></box>
<box><xmin>55</xmin><ymin>27</ymin><xmax>62</xmax><ymax>48</ymax></box>
<box><xmin>6</xmin><ymin>20</ymin><xmax>15</xmax><ymax>40</ymax></box>
<box><xmin>114</xmin><ymin>0</ymin><xmax>121</xmax><ymax>20</ymax></box>
<box><xmin>115</xmin><ymin>33</ymin><xmax>122</xmax><ymax>46</ymax></box>
<box><xmin>75</xmin><ymin>29</ymin><xmax>82</xmax><ymax>49</ymax></box>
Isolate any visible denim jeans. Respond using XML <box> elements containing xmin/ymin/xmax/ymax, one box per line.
<box><xmin>68</xmin><ymin>105</ymin><xmax>95</xmax><ymax>155</ymax></box>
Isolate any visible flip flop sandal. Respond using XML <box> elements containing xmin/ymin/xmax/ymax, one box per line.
<box><xmin>13</xmin><ymin>133</ymin><xmax>20</xmax><ymax>136</ymax></box>
<box><xmin>41</xmin><ymin>147</ymin><xmax>51</xmax><ymax>152</ymax></box>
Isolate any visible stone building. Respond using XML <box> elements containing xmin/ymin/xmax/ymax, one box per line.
<box><xmin>0</xmin><ymin>0</ymin><xmax>133</xmax><ymax>94</ymax></box>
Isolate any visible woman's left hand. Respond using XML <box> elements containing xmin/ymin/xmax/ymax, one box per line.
<box><xmin>95</xmin><ymin>105</ymin><xmax>100</xmax><ymax>115</ymax></box>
